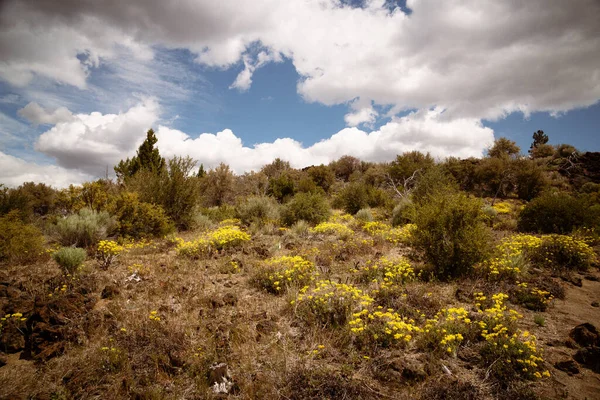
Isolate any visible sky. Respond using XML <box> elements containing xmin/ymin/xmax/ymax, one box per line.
<box><xmin>0</xmin><ymin>0</ymin><xmax>599</xmax><ymax>187</ymax></box>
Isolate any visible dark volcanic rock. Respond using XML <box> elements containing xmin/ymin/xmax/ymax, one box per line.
<box><xmin>554</xmin><ymin>359</ymin><xmax>580</xmax><ymax>375</ymax></box>
<box><xmin>573</xmin><ymin>347</ymin><xmax>600</xmax><ymax>373</ymax></box>
<box><xmin>569</xmin><ymin>323</ymin><xmax>600</xmax><ymax>348</ymax></box>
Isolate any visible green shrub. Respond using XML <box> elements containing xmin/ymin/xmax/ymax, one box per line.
<box><xmin>529</xmin><ymin>234</ymin><xmax>595</xmax><ymax>271</ymax></box>
<box><xmin>514</xmin><ymin>160</ymin><xmax>547</xmax><ymax>201</ymax></box>
<box><xmin>126</xmin><ymin>156</ymin><xmax>200</xmax><ymax>229</ymax></box>
<box><xmin>54</xmin><ymin>208</ymin><xmax>115</xmax><ymax>247</ymax></box>
<box><xmin>354</xmin><ymin>208</ymin><xmax>373</xmax><ymax>223</ymax></box>
<box><xmin>236</xmin><ymin>196</ymin><xmax>279</xmax><ymax>226</ymax></box>
<box><xmin>0</xmin><ymin>211</ymin><xmax>46</xmax><ymax>264</ymax></box>
<box><xmin>113</xmin><ymin>193</ymin><xmax>174</xmax><ymax>238</ymax></box>
<box><xmin>52</xmin><ymin>247</ymin><xmax>87</xmax><ymax>274</ymax></box>
<box><xmin>334</xmin><ymin>182</ymin><xmax>369</xmax><ymax>214</ymax></box>
<box><xmin>281</xmin><ymin>192</ymin><xmax>330</xmax><ymax>226</ymax></box>
<box><xmin>518</xmin><ymin>193</ymin><xmax>587</xmax><ymax>234</ymax></box>
<box><xmin>391</xmin><ymin>198</ymin><xmax>415</xmax><ymax>226</ymax></box>
<box><xmin>200</xmin><ymin>205</ymin><xmax>237</xmax><ymax>222</ymax></box>
<box><xmin>412</xmin><ymin>191</ymin><xmax>492</xmax><ymax>278</ymax></box>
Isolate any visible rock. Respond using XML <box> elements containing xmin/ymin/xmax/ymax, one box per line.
<box><xmin>0</xmin><ymin>354</ymin><xmax>6</xmax><ymax>367</ymax></box>
<box><xmin>573</xmin><ymin>347</ymin><xmax>600</xmax><ymax>373</ymax></box>
<box><xmin>101</xmin><ymin>285</ymin><xmax>120</xmax><ymax>299</ymax></box>
<box><xmin>222</xmin><ymin>293</ymin><xmax>237</xmax><ymax>306</ymax></box>
<box><xmin>565</xmin><ymin>338</ymin><xmax>579</xmax><ymax>349</ymax></box>
<box><xmin>554</xmin><ymin>359</ymin><xmax>580</xmax><ymax>375</ymax></box>
<box><xmin>210</xmin><ymin>297</ymin><xmax>225</xmax><ymax>309</ymax></box>
<box><xmin>561</xmin><ymin>275</ymin><xmax>583</xmax><ymax>287</ymax></box>
<box><xmin>592</xmin><ymin>301</ymin><xmax>599</xmax><ymax>308</ymax></box>
<box><xmin>569</xmin><ymin>323</ymin><xmax>600</xmax><ymax>347</ymax></box>
<box><xmin>584</xmin><ymin>274</ymin><xmax>599</xmax><ymax>282</ymax></box>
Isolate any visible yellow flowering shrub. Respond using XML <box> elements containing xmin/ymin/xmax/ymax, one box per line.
<box><xmin>384</xmin><ymin>224</ymin><xmax>416</xmax><ymax>244</ymax></box>
<box><xmin>96</xmin><ymin>240</ymin><xmax>124</xmax><ymax>269</ymax></box>
<box><xmin>209</xmin><ymin>225</ymin><xmax>251</xmax><ymax>250</ymax></box>
<box><xmin>253</xmin><ymin>256</ymin><xmax>316</xmax><ymax>294</ymax></box>
<box><xmin>492</xmin><ymin>202</ymin><xmax>512</xmax><ymax>214</ymax></box>
<box><xmin>419</xmin><ymin>307</ymin><xmax>473</xmax><ymax>356</ymax></box>
<box><xmin>362</xmin><ymin>221</ymin><xmax>389</xmax><ymax>236</ymax></box>
<box><xmin>353</xmin><ymin>256</ymin><xmax>415</xmax><ymax>287</ymax></box>
<box><xmin>219</xmin><ymin>218</ymin><xmax>241</xmax><ymax>226</ymax></box>
<box><xmin>480</xmin><ymin>329</ymin><xmax>549</xmax><ymax>381</ymax></box>
<box><xmin>328</xmin><ymin>212</ymin><xmax>355</xmax><ymax>224</ymax></box>
<box><xmin>349</xmin><ymin>306</ymin><xmax>420</xmax><ymax>350</ymax></box>
<box><xmin>512</xmin><ymin>282</ymin><xmax>553</xmax><ymax>311</ymax></box>
<box><xmin>361</xmin><ymin>222</ymin><xmax>415</xmax><ymax>244</ymax></box>
<box><xmin>310</xmin><ymin>222</ymin><xmax>354</xmax><ymax>238</ymax></box>
<box><xmin>477</xmin><ymin>293</ymin><xmax>522</xmax><ymax>341</ymax></box>
<box><xmin>530</xmin><ymin>234</ymin><xmax>596</xmax><ymax>271</ymax></box>
<box><xmin>176</xmin><ymin>226</ymin><xmax>251</xmax><ymax>257</ymax></box>
<box><xmin>476</xmin><ymin>234</ymin><xmax>541</xmax><ymax>278</ymax></box>
<box><xmin>292</xmin><ymin>280</ymin><xmax>373</xmax><ymax>328</ymax></box>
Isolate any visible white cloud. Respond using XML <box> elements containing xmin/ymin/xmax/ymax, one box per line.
<box><xmin>344</xmin><ymin>105</ymin><xmax>378</xmax><ymax>127</ymax></box>
<box><xmin>0</xmin><ymin>100</ymin><xmax>493</xmax><ymax>185</ymax></box>
<box><xmin>155</xmin><ymin>106</ymin><xmax>493</xmax><ymax>173</ymax></box>
<box><xmin>0</xmin><ymin>150</ymin><xmax>91</xmax><ymax>188</ymax></box>
<box><xmin>18</xmin><ymin>102</ymin><xmax>74</xmax><ymax>125</ymax></box>
<box><xmin>1</xmin><ymin>0</ymin><xmax>598</xmax><ymax>119</ymax></box>
<box><xmin>34</xmin><ymin>98</ymin><xmax>160</xmax><ymax>175</ymax></box>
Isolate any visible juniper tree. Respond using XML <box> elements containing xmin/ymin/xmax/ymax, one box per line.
<box><xmin>114</xmin><ymin>129</ymin><xmax>165</xmax><ymax>181</ymax></box>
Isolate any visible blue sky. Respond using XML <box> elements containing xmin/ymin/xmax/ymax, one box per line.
<box><xmin>0</xmin><ymin>0</ymin><xmax>598</xmax><ymax>186</ymax></box>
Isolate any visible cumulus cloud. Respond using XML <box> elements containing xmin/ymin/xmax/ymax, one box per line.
<box><xmin>18</xmin><ymin>102</ymin><xmax>74</xmax><ymax>125</ymax></box>
<box><xmin>0</xmin><ymin>151</ymin><xmax>91</xmax><ymax>188</ymax></box>
<box><xmin>1</xmin><ymin>0</ymin><xmax>598</xmax><ymax>119</ymax></box>
<box><xmin>344</xmin><ymin>105</ymin><xmax>378</xmax><ymax>127</ymax></box>
<box><xmin>34</xmin><ymin>98</ymin><xmax>160</xmax><ymax>175</ymax></box>
<box><xmin>155</xmin><ymin>107</ymin><xmax>494</xmax><ymax>173</ymax></box>
<box><xmin>1</xmin><ymin>100</ymin><xmax>495</xmax><ymax>186</ymax></box>
<box><xmin>26</xmin><ymin>100</ymin><xmax>491</xmax><ymax>179</ymax></box>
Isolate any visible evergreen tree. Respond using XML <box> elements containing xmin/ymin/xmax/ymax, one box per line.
<box><xmin>114</xmin><ymin>129</ymin><xmax>165</xmax><ymax>181</ymax></box>
<box><xmin>197</xmin><ymin>163</ymin><xmax>206</xmax><ymax>178</ymax></box>
<box><xmin>529</xmin><ymin>130</ymin><xmax>549</xmax><ymax>155</ymax></box>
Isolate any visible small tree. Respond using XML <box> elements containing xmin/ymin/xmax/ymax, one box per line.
<box><xmin>487</xmin><ymin>137</ymin><xmax>520</xmax><ymax>159</ymax></box>
<box><xmin>114</xmin><ymin>129</ymin><xmax>165</xmax><ymax>181</ymax></box>
<box><xmin>529</xmin><ymin>130</ymin><xmax>549</xmax><ymax>156</ymax></box>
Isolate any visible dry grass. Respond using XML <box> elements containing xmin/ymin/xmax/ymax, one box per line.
<box><xmin>0</xmin><ymin>217</ymin><xmax>597</xmax><ymax>399</ymax></box>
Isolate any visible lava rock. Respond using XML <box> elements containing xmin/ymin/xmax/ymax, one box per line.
<box><xmin>554</xmin><ymin>359</ymin><xmax>580</xmax><ymax>375</ymax></box>
<box><xmin>573</xmin><ymin>346</ymin><xmax>600</xmax><ymax>373</ymax></box>
<box><xmin>569</xmin><ymin>323</ymin><xmax>600</xmax><ymax>347</ymax></box>
<box><xmin>100</xmin><ymin>285</ymin><xmax>120</xmax><ymax>299</ymax></box>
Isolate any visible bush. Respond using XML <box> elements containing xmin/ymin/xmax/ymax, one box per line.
<box><xmin>112</xmin><ymin>193</ymin><xmax>174</xmax><ymax>238</ymax></box>
<box><xmin>54</xmin><ymin>208</ymin><xmax>115</xmax><ymax>247</ymax></box>
<box><xmin>252</xmin><ymin>256</ymin><xmax>315</xmax><ymax>294</ymax></box>
<box><xmin>334</xmin><ymin>182</ymin><xmax>391</xmax><ymax>215</ymax></box>
<box><xmin>0</xmin><ymin>211</ymin><xmax>46</xmax><ymax>264</ymax></box>
<box><xmin>281</xmin><ymin>192</ymin><xmax>330</xmax><ymax>226</ymax></box>
<box><xmin>354</xmin><ymin>208</ymin><xmax>374</xmax><ymax>223</ymax></box>
<box><xmin>235</xmin><ymin>196</ymin><xmax>279</xmax><ymax>226</ymax></box>
<box><xmin>391</xmin><ymin>198</ymin><xmax>415</xmax><ymax>226</ymax></box>
<box><xmin>52</xmin><ymin>247</ymin><xmax>87</xmax><ymax>274</ymax></box>
<box><xmin>127</xmin><ymin>156</ymin><xmax>200</xmax><ymax>229</ymax></box>
<box><xmin>412</xmin><ymin>191</ymin><xmax>492</xmax><ymax>278</ymax></box>
<box><xmin>529</xmin><ymin>234</ymin><xmax>595</xmax><ymax>271</ymax></box>
<box><xmin>518</xmin><ymin>193</ymin><xmax>587</xmax><ymax>234</ymax></box>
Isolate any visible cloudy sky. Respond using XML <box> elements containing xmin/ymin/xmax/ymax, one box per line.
<box><xmin>1</xmin><ymin>0</ymin><xmax>599</xmax><ymax>187</ymax></box>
